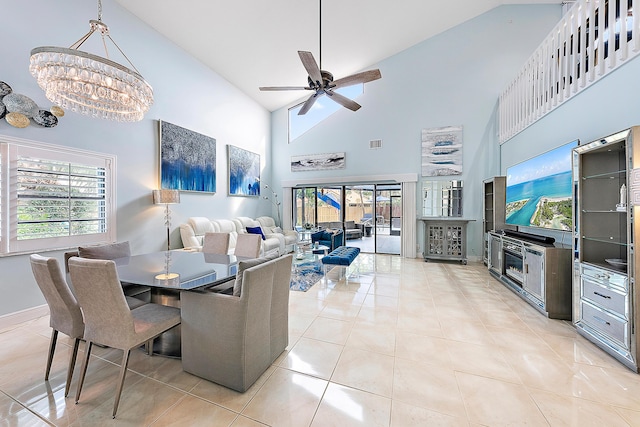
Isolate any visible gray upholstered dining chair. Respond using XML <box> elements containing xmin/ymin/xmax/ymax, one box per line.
<box><xmin>181</xmin><ymin>254</ymin><xmax>292</xmax><ymax>392</ymax></box>
<box><xmin>68</xmin><ymin>257</ymin><xmax>181</xmax><ymax>418</ymax></box>
<box><xmin>270</xmin><ymin>254</ymin><xmax>292</xmax><ymax>363</ymax></box>
<box><xmin>234</xmin><ymin>233</ymin><xmax>262</xmax><ymax>258</ymax></box>
<box><xmin>29</xmin><ymin>254</ymin><xmax>85</xmax><ymax>398</ymax></box>
<box><xmin>66</xmin><ymin>241</ymin><xmax>149</xmax><ymax>308</ymax></box>
<box><xmin>202</xmin><ymin>232</ymin><xmax>231</xmax><ymax>255</ymax></box>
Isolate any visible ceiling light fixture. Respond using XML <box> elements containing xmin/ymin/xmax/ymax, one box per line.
<box><xmin>29</xmin><ymin>0</ymin><xmax>153</xmax><ymax>122</ymax></box>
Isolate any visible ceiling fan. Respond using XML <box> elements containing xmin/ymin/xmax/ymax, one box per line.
<box><xmin>258</xmin><ymin>0</ymin><xmax>381</xmax><ymax>115</ymax></box>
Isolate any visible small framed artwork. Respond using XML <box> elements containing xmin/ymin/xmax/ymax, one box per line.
<box><xmin>159</xmin><ymin>120</ymin><xmax>216</xmax><ymax>193</ymax></box>
<box><xmin>291</xmin><ymin>152</ymin><xmax>346</xmax><ymax>172</ymax></box>
<box><xmin>228</xmin><ymin>145</ymin><xmax>261</xmax><ymax>196</ymax></box>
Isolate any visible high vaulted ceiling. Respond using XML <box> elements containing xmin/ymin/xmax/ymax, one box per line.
<box><xmin>115</xmin><ymin>0</ymin><xmax>566</xmax><ymax>112</ymax></box>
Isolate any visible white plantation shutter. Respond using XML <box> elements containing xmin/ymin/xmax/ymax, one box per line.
<box><xmin>0</xmin><ymin>136</ymin><xmax>116</xmax><ymax>254</ymax></box>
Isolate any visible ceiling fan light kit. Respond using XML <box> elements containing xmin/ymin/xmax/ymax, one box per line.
<box><xmin>259</xmin><ymin>0</ymin><xmax>381</xmax><ymax>115</ymax></box>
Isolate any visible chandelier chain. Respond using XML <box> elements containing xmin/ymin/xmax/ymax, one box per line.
<box><xmin>67</xmin><ymin>0</ymin><xmax>142</xmax><ymax>77</ymax></box>
<box><xmin>106</xmin><ymin>34</ymin><xmax>142</xmax><ymax>75</ymax></box>
<box><xmin>319</xmin><ymin>0</ymin><xmax>322</xmax><ymax>69</ymax></box>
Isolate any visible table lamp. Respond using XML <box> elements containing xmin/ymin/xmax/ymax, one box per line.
<box><xmin>153</xmin><ymin>189</ymin><xmax>180</xmax><ymax>251</ymax></box>
<box><xmin>153</xmin><ymin>189</ymin><xmax>180</xmax><ymax>281</ymax></box>
<box><xmin>155</xmin><ymin>250</ymin><xmax>180</xmax><ymax>283</ymax></box>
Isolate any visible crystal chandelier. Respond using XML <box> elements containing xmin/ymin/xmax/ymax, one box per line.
<box><xmin>29</xmin><ymin>0</ymin><xmax>153</xmax><ymax>122</ymax></box>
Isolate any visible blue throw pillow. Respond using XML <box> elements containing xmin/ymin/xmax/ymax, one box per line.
<box><xmin>246</xmin><ymin>226</ymin><xmax>266</xmax><ymax>240</ymax></box>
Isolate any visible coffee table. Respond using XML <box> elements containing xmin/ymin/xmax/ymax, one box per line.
<box><xmin>310</xmin><ymin>244</ymin><xmax>330</xmax><ymax>255</ymax></box>
<box><xmin>291</xmin><ymin>250</ymin><xmax>325</xmax><ymax>291</ymax></box>
<box><xmin>293</xmin><ymin>250</ymin><xmax>321</xmax><ymax>272</ymax></box>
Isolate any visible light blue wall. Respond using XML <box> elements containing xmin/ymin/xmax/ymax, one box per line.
<box><xmin>271</xmin><ymin>5</ymin><xmax>562</xmax><ymax>259</ymax></box>
<box><xmin>5</xmin><ymin>3</ymin><xmax>615</xmax><ymax>318</ymax></box>
<box><xmin>0</xmin><ymin>0</ymin><xmax>271</xmax><ymax>316</ymax></box>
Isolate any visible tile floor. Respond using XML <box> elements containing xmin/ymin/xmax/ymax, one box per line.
<box><xmin>2</xmin><ymin>254</ymin><xmax>640</xmax><ymax>426</ymax></box>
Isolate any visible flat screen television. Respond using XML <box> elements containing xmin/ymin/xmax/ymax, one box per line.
<box><xmin>505</xmin><ymin>140</ymin><xmax>578</xmax><ymax>231</ymax></box>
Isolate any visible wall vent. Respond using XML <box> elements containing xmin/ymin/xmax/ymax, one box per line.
<box><xmin>369</xmin><ymin>139</ymin><xmax>383</xmax><ymax>149</ymax></box>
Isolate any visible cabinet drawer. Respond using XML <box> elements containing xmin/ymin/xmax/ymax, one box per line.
<box><xmin>582</xmin><ymin>278</ymin><xmax>628</xmax><ymax>318</ymax></box>
<box><xmin>580</xmin><ymin>301</ymin><xmax>629</xmax><ymax>348</ymax></box>
<box><xmin>580</xmin><ymin>264</ymin><xmax>628</xmax><ymax>291</ymax></box>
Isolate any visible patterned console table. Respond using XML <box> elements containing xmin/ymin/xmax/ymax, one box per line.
<box><xmin>420</xmin><ymin>218</ymin><xmax>473</xmax><ymax>264</ymax></box>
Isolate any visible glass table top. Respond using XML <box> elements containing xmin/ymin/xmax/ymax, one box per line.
<box><xmin>114</xmin><ymin>250</ymin><xmax>239</xmax><ymax>290</ymax></box>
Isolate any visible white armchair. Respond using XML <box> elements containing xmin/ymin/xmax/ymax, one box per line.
<box><xmin>257</xmin><ymin>216</ymin><xmax>298</xmax><ymax>251</ymax></box>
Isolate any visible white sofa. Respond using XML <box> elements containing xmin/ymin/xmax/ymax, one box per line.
<box><xmin>179</xmin><ymin>216</ymin><xmax>297</xmax><ymax>255</ymax></box>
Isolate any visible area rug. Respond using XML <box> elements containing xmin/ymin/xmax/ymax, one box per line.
<box><xmin>290</xmin><ymin>260</ymin><xmax>324</xmax><ymax>292</ymax></box>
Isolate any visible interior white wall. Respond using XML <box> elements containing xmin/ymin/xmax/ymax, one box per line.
<box><xmin>270</xmin><ymin>5</ymin><xmax>562</xmax><ymax>259</ymax></box>
<box><xmin>0</xmin><ymin>0</ymin><xmax>271</xmax><ymax>316</ymax></box>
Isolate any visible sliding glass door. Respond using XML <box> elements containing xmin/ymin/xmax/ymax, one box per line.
<box><xmin>317</xmin><ymin>187</ymin><xmax>342</xmax><ymax>226</ymax></box>
<box><xmin>292</xmin><ymin>183</ymin><xmax>401</xmax><ymax>255</ymax></box>
<box><xmin>293</xmin><ymin>188</ymin><xmax>316</xmax><ymax>229</ymax></box>
<box><xmin>375</xmin><ymin>185</ymin><xmax>402</xmax><ymax>254</ymax></box>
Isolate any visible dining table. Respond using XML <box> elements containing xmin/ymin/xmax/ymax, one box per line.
<box><xmin>113</xmin><ymin>250</ymin><xmax>241</xmax><ymax>357</ymax></box>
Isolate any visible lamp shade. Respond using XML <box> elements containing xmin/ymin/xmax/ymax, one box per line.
<box><xmin>153</xmin><ymin>189</ymin><xmax>180</xmax><ymax>204</ymax></box>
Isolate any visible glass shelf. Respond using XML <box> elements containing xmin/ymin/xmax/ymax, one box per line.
<box><xmin>582</xmin><ymin>169</ymin><xmax>626</xmax><ymax>180</ymax></box>
<box><xmin>581</xmin><ymin>260</ymin><xmax>628</xmax><ymax>275</ymax></box>
<box><xmin>582</xmin><ymin>209</ymin><xmax>627</xmax><ymax>213</ymax></box>
<box><xmin>582</xmin><ymin>236</ymin><xmax>628</xmax><ymax>246</ymax></box>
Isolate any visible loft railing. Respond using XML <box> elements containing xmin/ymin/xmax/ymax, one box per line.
<box><xmin>499</xmin><ymin>0</ymin><xmax>639</xmax><ymax>144</ymax></box>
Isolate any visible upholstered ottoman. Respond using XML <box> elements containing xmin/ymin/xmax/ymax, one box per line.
<box><xmin>321</xmin><ymin>246</ymin><xmax>360</xmax><ymax>280</ymax></box>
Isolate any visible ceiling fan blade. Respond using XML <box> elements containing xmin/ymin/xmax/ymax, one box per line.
<box><xmin>298</xmin><ymin>92</ymin><xmax>322</xmax><ymax>115</ymax></box>
<box><xmin>331</xmin><ymin>69</ymin><xmax>382</xmax><ymax>89</ymax></box>
<box><xmin>298</xmin><ymin>51</ymin><xmax>323</xmax><ymax>87</ymax></box>
<box><xmin>259</xmin><ymin>86</ymin><xmax>311</xmax><ymax>91</ymax></box>
<box><xmin>325</xmin><ymin>90</ymin><xmax>361</xmax><ymax>111</ymax></box>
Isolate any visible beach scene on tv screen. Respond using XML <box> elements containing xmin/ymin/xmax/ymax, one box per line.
<box><xmin>506</xmin><ymin>141</ymin><xmax>576</xmax><ymax>231</ymax></box>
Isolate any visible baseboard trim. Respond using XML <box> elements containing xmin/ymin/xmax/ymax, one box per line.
<box><xmin>0</xmin><ymin>304</ymin><xmax>49</xmax><ymax>331</ymax></box>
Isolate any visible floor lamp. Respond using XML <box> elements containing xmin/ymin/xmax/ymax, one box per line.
<box><xmin>263</xmin><ymin>184</ymin><xmax>282</xmax><ymax>226</ymax></box>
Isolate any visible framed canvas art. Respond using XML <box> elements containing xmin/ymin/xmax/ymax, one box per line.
<box><xmin>228</xmin><ymin>145</ymin><xmax>260</xmax><ymax>196</ymax></box>
<box><xmin>421</xmin><ymin>125</ymin><xmax>463</xmax><ymax>177</ymax></box>
<box><xmin>291</xmin><ymin>152</ymin><xmax>345</xmax><ymax>172</ymax></box>
<box><xmin>159</xmin><ymin>120</ymin><xmax>216</xmax><ymax>193</ymax></box>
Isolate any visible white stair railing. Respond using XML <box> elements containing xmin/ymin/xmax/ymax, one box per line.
<box><xmin>499</xmin><ymin>0</ymin><xmax>639</xmax><ymax>144</ymax></box>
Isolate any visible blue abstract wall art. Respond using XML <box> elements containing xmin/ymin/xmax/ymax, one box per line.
<box><xmin>159</xmin><ymin>120</ymin><xmax>216</xmax><ymax>193</ymax></box>
<box><xmin>228</xmin><ymin>145</ymin><xmax>260</xmax><ymax>197</ymax></box>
